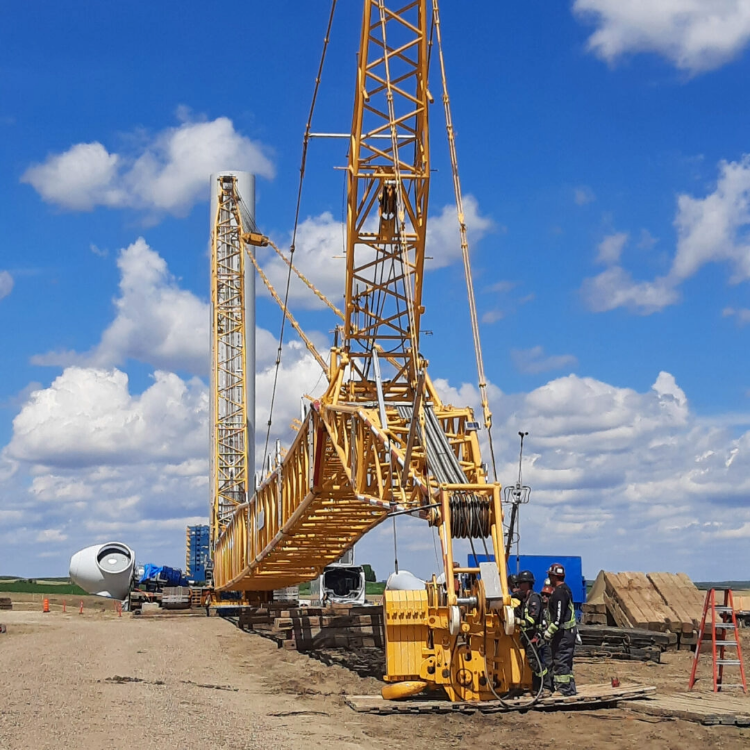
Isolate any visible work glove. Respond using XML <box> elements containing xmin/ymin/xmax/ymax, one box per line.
<box><xmin>542</xmin><ymin>628</ymin><xmax>553</xmax><ymax>642</ymax></box>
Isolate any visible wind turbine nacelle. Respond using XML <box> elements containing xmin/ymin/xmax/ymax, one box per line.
<box><xmin>69</xmin><ymin>542</ymin><xmax>135</xmax><ymax>600</ymax></box>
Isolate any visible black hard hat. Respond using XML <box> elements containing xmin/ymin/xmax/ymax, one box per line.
<box><xmin>508</xmin><ymin>573</ymin><xmax>518</xmax><ymax>587</ymax></box>
<box><xmin>517</xmin><ymin>570</ymin><xmax>535</xmax><ymax>585</ymax></box>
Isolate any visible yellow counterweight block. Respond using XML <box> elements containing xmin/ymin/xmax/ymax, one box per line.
<box><xmin>383</xmin><ymin>589</ymin><xmax>533</xmax><ymax>702</ymax></box>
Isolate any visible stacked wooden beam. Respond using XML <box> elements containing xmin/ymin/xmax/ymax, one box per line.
<box><xmin>583</xmin><ymin>571</ymin><xmax>704</xmax><ymax>646</ymax></box>
<box><xmin>237</xmin><ymin>603</ymin><xmax>384</xmax><ymax>651</ymax></box>
<box><xmin>581</xmin><ymin>601</ymin><xmax>607</xmax><ymax>626</ymax></box>
<box><xmin>647</xmin><ymin>573</ymin><xmax>703</xmax><ymax>627</ymax></box>
<box><xmin>0</xmin><ymin>597</ymin><xmax>12</xmax><ymax>611</ymax></box>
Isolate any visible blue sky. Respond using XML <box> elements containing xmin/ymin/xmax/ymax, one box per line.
<box><xmin>2</xmin><ymin>1</ymin><xmax>750</xmax><ymax>581</ymax></box>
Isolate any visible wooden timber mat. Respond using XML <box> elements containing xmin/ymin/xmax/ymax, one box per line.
<box><xmin>346</xmin><ymin>682</ymin><xmax>655</xmax><ymax>715</ymax></box>
<box><xmin>627</xmin><ymin>692</ymin><xmax>750</xmax><ymax>726</ymax></box>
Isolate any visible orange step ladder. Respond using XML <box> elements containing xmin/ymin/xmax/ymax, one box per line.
<box><xmin>689</xmin><ymin>588</ymin><xmax>747</xmax><ymax>693</ymax></box>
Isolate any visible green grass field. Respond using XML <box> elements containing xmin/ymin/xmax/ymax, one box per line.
<box><xmin>0</xmin><ymin>579</ymin><xmax>89</xmax><ymax>596</ymax></box>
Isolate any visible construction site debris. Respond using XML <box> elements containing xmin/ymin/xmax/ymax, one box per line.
<box><xmin>577</xmin><ymin>625</ymin><xmax>669</xmax><ymax>662</ymax></box>
<box><xmin>580</xmin><ymin>624</ymin><xmax>677</xmax><ymax>649</ymax></box>
<box><xmin>236</xmin><ymin>603</ymin><xmax>384</xmax><ymax>651</ymax></box>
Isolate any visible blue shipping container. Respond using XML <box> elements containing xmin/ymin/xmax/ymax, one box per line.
<box><xmin>468</xmin><ymin>554</ymin><xmax>586</xmax><ymax>610</ymax></box>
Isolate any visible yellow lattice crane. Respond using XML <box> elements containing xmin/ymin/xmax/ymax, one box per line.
<box><xmin>210</xmin><ymin>0</ymin><xmax>531</xmax><ymax>702</ymax></box>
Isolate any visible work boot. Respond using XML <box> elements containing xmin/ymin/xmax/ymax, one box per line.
<box><xmin>560</xmin><ymin>678</ymin><xmax>577</xmax><ymax>697</ymax></box>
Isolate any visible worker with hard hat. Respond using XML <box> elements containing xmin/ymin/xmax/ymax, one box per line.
<box><xmin>542</xmin><ymin>562</ymin><xmax>578</xmax><ymax>696</ymax></box>
<box><xmin>516</xmin><ymin>570</ymin><xmax>552</xmax><ymax>695</ymax></box>
<box><xmin>538</xmin><ymin>577</ymin><xmax>555</xmax><ymax>689</ymax></box>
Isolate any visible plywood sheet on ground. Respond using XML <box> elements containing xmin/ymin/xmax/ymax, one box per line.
<box><xmin>346</xmin><ymin>683</ymin><xmax>655</xmax><ymax>715</ymax></box>
<box><xmin>628</xmin><ymin>692</ymin><xmax>750</xmax><ymax>726</ymax></box>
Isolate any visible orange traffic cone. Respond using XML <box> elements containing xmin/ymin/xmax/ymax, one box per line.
<box><xmin>117</xmin><ymin>603</ymin><xmax>122</xmax><ymax>617</ymax></box>
<box><xmin>42</xmin><ymin>598</ymin><xmax>50</xmax><ymax>613</ymax></box>
<box><xmin>79</xmin><ymin>600</ymin><xmax>84</xmax><ymax>615</ymax></box>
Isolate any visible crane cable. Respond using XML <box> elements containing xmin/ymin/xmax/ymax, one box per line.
<box><xmin>431</xmin><ymin>0</ymin><xmax>498</xmax><ymax>481</ymax></box>
<box><xmin>267</xmin><ymin>238</ymin><xmax>344</xmax><ymax>319</ymax></box>
<box><xmin>261</xmin><ymin>0</ymin><xmax>338</xmax><ymax>471</ymax></box>
<box><xmin>236</xmin><ymin>191</ymin><xmax>342</xmax><ymax>319</ymax></box>
<box><xmin>245</xmin><ymin>248</ymin><xmax>328</xmax><ymax>372</ymax></box>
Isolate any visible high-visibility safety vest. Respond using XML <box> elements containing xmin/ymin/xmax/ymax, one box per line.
<box><xmin>561</xmin><ymin>600</ymin><xmax>576</xmax><ymax>630</ymax></box>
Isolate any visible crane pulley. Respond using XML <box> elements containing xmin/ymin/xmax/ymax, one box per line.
<box><xmin>209</xmin><ymin>0</ymin><xmax>531</xmax><ymax>702</ymax></box>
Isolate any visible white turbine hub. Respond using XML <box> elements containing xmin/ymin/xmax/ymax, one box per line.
<box><xmin>69</xmin><ymin>542</ymin><xmax>135</xmax><ymax>600</ymax></box>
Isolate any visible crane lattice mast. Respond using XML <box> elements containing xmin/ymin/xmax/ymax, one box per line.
<box><xmin>210</xmin><ymin>175</ymin><xmax>251</xmax><ymax>545</ymax></box>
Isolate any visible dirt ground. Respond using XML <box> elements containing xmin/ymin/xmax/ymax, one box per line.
<box><xmin>1</xmin><ymin>599</ymin><xmax>749</xmax><ymax>750</ymax></box>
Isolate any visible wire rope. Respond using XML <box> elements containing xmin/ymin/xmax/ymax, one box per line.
<box><xmin>261</xmin><ymin>0</ymin><xmax>338</xmax><ymax>471</ymax></box>
<box><xmin>430</xmin><ymin>0</ymin><xmax>499</xmax><ymax>481</ymax></box>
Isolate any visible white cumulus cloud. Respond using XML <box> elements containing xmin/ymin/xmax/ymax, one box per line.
<box><xmin>33</xmin><ymin>238</ymin><xmax>209</xmax><ymax>375</ymax></box>
<box><xmin>0</xmin><ymin>270</ymin><xmax>14</xmax><ymax>300</ymax></box>
<box><xmin>596</xmin><ymin>232</ymin><xmax>628</xmax><ymax>265</ymax></box>
<box><xmin>723</xmin><ymin>307</ymin><xmax>750</xmax><ymax>326</ymax></box>
<box><xmin>511</xmin><ymin>346</ymin><xmax>578</xmax><ymax>374</ymax></box>
<box><xmin>671</xmin><ymin>155</ymin><xmax>750</xmax><ymax>283</ymax></box>
<box><xmin>581</xmin><ymin>266</ymin><xmax>679</xmax><ymax>314</ymax></box>
<box><xmin>582</xmin><ymin>154</ymin><xmax>750</xmax><ymax>314</ymax></box>
<box><xmin>574</xmin><ymin>186</ymin><xmax>596</xmax><ymax>205</ymax></box>
<box><xmin>21</xmin><ymin>115</ymin><xmax>274</xmax><ymax>217</ymax></box>
<box><xmin>8</xmin><ymin>367</ymin><xmax>208</xmax><ymax>469</ymax></box>
<box><xmin>573</xmin><ymin>0</ymin><xmax>750</xmax><ymax>73</ymax></box>
<box><xmin>426</xmin><ymin>195</ymin><xmax>494</xmax><ymax>269</ymax></box>
<box><xmin>431</xmin><ymin>370</ymin><xmax>750</xmax><ymax>577</ymax></box>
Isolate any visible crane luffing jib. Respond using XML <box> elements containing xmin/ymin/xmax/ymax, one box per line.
<box><xmin>211</xmin><ymin>0</ymin><xmax>532</xmax><ymax>702</ymax></box>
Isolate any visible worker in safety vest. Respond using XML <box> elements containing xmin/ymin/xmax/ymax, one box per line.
<box><xmin>542</xmin><ymin>562</ymin><xmax>577</xmax><ymax>696</ymax></box>
<box><xmin>538</xmin><ymin>578</ymin><xmax>554</xmax><ymax>692</ymax></box>
<box><xmin>517</xmin><ymin>570</ymin><xmax>552</xmax><ymax>694</ymax></box>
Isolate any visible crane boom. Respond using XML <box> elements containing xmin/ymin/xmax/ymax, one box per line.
<box><xmin>344</xmin><ymin>0</ymin><xmax>429</xmax><ymax>392</ymax></box>
<box><xmin>210</xmin><ymin>0</ymin><xmax>532</xmax><ymax>702</ymax></box>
